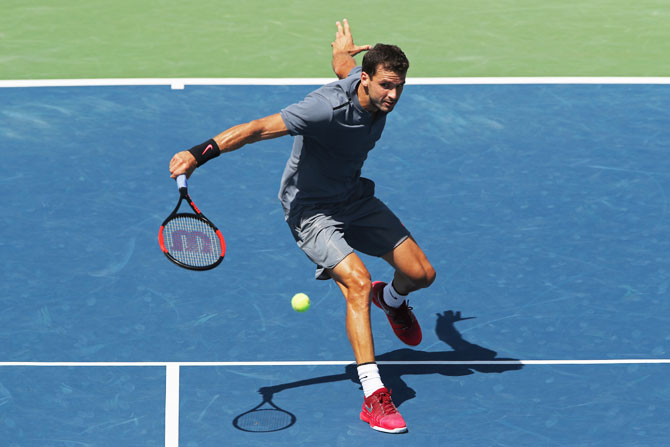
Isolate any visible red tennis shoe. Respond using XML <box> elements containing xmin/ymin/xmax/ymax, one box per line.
<box><xmin>360</xmin><ymin>388</ymin><xmax>407</xmax><ymax>433</ymax></box>
<box><xmin>371</xmin><ymin>281</ymin><xmax>422</xmax><ymax>346</ymax></box>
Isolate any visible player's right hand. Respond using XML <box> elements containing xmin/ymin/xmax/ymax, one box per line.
<box><xmin>169</xmin><ymin>150</ymin><xmax>197</xmax><ymax>179</ymax></box>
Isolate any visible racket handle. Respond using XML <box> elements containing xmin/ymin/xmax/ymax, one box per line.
<box><xmin>176</xmin><ymin>174</ymin><xmax>188</xmax><ymax>191</ymax></box>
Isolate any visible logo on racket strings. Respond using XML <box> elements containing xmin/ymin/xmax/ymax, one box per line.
<box><xmin>170</xmin><ymin>229</ymin><xmax>214</xmax><ymax>253</ymax></box>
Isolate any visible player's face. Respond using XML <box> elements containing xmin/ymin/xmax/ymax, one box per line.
<box><xmin>361</xmin><ymin>65</ymin><xmax>406</xmax><ymax>113</ymax></box>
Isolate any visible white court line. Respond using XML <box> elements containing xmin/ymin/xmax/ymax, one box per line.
<box><xmin>1</xmin><ymin>77</ymin><xmax>670</xmax><ymax>88</ymax></box>
<box><xmin>1</xmin><ymin>359</ymin><xmax>670</xmax><ymax>367</ymax></box>
<box><xmin>165</xmin><ymin>364</ymin><xmax>180</xmax><ymax>447</ymax></box>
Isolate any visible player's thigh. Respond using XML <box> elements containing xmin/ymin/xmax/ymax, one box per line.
<box><xmin>288</xmin><ymin>209</ymin><xmax>353</xmax><ymax>279</ymax></box>
<box><xmin>344</xmin><ymin>196</ymin><xmax>410</xmax><ymax>258</ymax></box>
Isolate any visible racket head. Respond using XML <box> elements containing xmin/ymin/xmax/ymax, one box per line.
<box><xmin>159</xmin><ymin>212</ymin><xmax>225</xmax><ymax>270</ymax></box>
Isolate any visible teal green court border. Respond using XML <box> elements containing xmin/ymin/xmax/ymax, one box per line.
<box><xmin>2</xmin><ymin>0</ymin><xmax>669</xmax><ymax>80</ymax></box>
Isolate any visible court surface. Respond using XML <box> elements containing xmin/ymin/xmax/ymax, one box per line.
<box><xmin>1</xmin><ymin>80</ymin><xmax>669</xmax><ymax>446</ymax></box>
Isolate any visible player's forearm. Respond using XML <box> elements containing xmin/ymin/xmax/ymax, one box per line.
<box><xmin>169</xmin><ymin>114</ymin><xmax>288</xmax><ymax>178</ymax></box>
<box><xmin>332</xmin><ymin>51</ymin><xmax>357</xmax><ymax>79</ymax></box>
<box><xmin>212</xmin><ymin>122</ymin><xmax>257</xmax><ymax>153</ymax></box>
<box><xmin>330</xmin><ymin>19</ymin><xmax>369</xmax><ymax>79</ymax></box>
<box><xmin>211</xmin><ymin>114</ymin><xmax>289</xmax><ymax>154</ymax></box>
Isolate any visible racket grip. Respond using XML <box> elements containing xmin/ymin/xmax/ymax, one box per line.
<box><xmin>176</xmin><ymin>174</ymin><xmax>188</xmax><ymax>191</ymax></box>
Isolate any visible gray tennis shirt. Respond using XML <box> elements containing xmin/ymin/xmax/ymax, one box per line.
<box><xmin>278</xmin><ymin>66</ymin><xmax>387</xmax><ymax>218</ymax></box>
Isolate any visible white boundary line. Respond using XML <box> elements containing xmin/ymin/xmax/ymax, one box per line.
<box><xmin>1</xmin><ymin>77</ymin><xmax>670</xmax><ymax>88</ymax></box>
<box><xmin>2</xmin><ymin>359</ymin><xmax>670</xmax><ymax>366</ymax></box>
<box><xmin>2</xmin><ymin>359</ymin><xmax>670</xmax><ymax>367</ymax></box>
<box><xmin>164</xmin><ymin>364</ymin><xmax>180</xmax><ymax>447</ymax></box>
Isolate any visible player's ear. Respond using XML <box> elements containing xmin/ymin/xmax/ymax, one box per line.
<box><xmin>360</xmin><ymin>70</ymin><xmax>371</xmax><ymax>88</ymax></box>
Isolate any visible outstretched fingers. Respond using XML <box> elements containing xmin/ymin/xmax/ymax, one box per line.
<box><xmin>332</xmin><ymin>19</ymin><xmax>370</xmax><ymax>55</ymax></box>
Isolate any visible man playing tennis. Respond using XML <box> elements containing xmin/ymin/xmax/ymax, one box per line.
<box><xmin>169</xmin><ymin>19</ymin><xmax>436</xmax><ymax>433</ymax></box>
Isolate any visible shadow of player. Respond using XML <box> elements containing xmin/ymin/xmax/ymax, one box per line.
<box><xmin>250</xmin><ymin>310</ymin><xmax>523</xmax><ymax>414</ymax></box>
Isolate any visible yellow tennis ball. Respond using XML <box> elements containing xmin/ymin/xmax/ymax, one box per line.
<box><xmin>291</xmin><ymin>293</ymin><xmax>310</xmax><ymax>312</ymax></box>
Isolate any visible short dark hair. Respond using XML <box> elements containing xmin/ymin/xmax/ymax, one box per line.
<box><xmin>362</xmin><ymin>44</ymin><xmax>409</xmax><ymax>78</ymax></box>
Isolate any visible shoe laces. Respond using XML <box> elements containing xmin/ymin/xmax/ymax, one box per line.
<box><xmin>376</xmin><ymin>391</ymin><xmax>398</xmax><ymax>415</ymax></box>
<box><xmin>388</xmin><ymin>301</ymin><xmax>414</xmax><ymax>328</ymax></box>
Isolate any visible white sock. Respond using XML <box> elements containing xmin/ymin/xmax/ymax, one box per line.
<box><xmin>357</xmin><ymin>363</ymin><xmax>385</xmax><ymax>398</ymax></box>
<box><xmin>383</xmin><ymin>282</ymin><xmax>407</xmax><ymax>308</ymax></box>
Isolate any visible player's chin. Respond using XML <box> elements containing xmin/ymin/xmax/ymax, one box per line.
<box><xmin>380</xmin><ymin>102</ymin><xmax>397</xmax><ymax>112</ymax></box>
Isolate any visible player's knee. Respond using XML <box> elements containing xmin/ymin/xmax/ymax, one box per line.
<box><xmin>351</xmin><ymin>274</ymin><xmax>373</xmax><ymax>299</ymax></box>
<box><xmin>413</xmin><ymin>264</ymin><xmax>436</xmax><ymax>290</ymax></box>
<box><xmin>424</xmin><ymin>265</ymin><xmax>436</xmax><ymax>288</ymax></box>
<box><xmin>344</xmin><ymin>272</ymin><xmax>372</xmax><ymax>307</ymax></box>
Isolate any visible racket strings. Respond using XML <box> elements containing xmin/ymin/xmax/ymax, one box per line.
<box><xmin>163</xmin><ymin>215</ymin><xmax>221</xmax><ymax>267</ymax></box>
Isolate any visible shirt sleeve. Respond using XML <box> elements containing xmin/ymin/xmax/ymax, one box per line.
<box><xmin>280</xmin><ymin>91</ymin><xmax>333</xmax><ymax>137</ymax></box>
<box><xmin>347</xmin><ymin>66</ymin><xmax>362</xmax><ymax>78</ymax></box>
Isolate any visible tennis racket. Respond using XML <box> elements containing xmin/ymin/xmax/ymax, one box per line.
<box><xmin>158</xmin><ymin>174</ymin><xmax>225</xmax><ymax>270</ymax></box>
<box><xmin>233</xmin><ymin>389</ymin><xmax>296</xmax><ymax>432</ymax></box>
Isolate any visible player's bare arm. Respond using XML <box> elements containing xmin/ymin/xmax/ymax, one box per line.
<box><xmin>212</xmin><ymin>113</ymin><xmax>289</xmax><ymax>154</ymax></box>
<box><xmin>169</xmin><ymin>113</ymin><xmax>288</xmax><ymax>178</ymax></box>
<box><xmin>331</xmin><ymin>19</ymin><xmax>370</xmax><ymax>79</ymax></box>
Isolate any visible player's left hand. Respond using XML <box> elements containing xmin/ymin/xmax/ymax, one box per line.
<box><xmin>331</xmin><ymin>18</ymin><xmax>370</xmax><ymax>57</ymax></box>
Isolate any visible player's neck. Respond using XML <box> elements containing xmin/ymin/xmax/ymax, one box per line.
<box><xmin>357</xmin><ymin>82</ymin><xmax>379</xmax><ymax>116</ymax></box>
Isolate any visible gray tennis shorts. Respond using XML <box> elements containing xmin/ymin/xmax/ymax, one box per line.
<box><xmin>287</xmin><ymin>178</ymin><xmax>410</xmax><ymax>280</ymax></box>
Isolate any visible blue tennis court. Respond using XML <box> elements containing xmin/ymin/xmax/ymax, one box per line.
<box><xmin>1</xmin><ymin>81</ymin><xmax>669</xmax><ymax>446</ymax></box>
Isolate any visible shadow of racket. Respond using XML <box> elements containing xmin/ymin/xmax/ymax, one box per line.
<box><xmin>232</xmin><ymin>387</ymin><xmax>296</xmax><ymax>432</ymax></box>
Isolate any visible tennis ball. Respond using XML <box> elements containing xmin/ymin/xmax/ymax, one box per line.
<box><xmin>291</xmin><ymin>293</ymin><xmax>310</xmax><ymax>312</ymax></box>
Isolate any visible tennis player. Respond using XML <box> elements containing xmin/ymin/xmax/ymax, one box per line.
<box><xmin>169</xmin><ymin>19</ymin><xmax>436</xmax><ymax>433</ymax></box>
